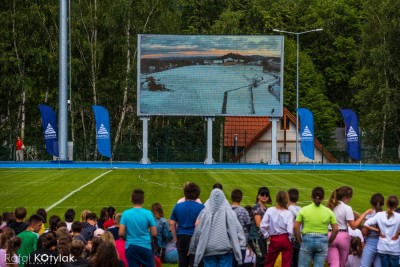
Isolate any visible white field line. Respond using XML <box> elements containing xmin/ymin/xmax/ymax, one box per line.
<box><xmin>46</xmin><ymin>170</ymin><xmax>113</xmax><ymax>212</ymax></box>
<box><xmin>138</xmin><ymin>173</ymin><xmax>182</xmax><ymax>189</ymax></box>
<box><xmin>173</xmin><ymin>171</ymin><xmax>345</xmax><ymax>176</ymax></box>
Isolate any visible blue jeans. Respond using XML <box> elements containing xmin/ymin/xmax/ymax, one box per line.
<box><xmin>204</xmin><ymin>252</ymin><xmax>233</xmax><ymax>267</ymax></box>
<box><xmin>360</xmin><ymin>237</ymin><xmax>381</xmax><ymax>267</ymax></box>
<box><xmin>164</xmin><ymin>249</ymin><xmax>179</xmax><ymax>263</ymax></box>
<box><xmin>125</xmin><ymin>244</ymin><xmax>154</xmax><ymax>267</ymax></box>
<box><xmin>298</xmin><ymin>235</ymin><xmax>328</xmax><ymax>267</ymax></box>
<box><xmin>378</xmin><ymin>253</ymin><xmax>400</xmax><ymax>267</ymax></box>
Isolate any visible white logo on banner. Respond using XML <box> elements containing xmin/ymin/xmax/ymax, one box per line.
<box><xmin>301</xmin><ymin>126</ymin><xmax>313</xmax><ymax>141</ymax></box>
<box><xmin>97</xmin><ymin>124</ymin><xmax>109</xmax><ymax>139</ymax></box>
<box><xmin>44</xmin><ymin>123</ymin><xmax>57</xmax><ymax>139</ymax></box>
<box><xmin>347</xmin><ymin>126</ymin><xmax>358</xmax><ymax>142</ymax></box>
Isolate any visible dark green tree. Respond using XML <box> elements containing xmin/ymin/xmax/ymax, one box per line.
<box><xmin>299</xmin><ymin>0</ymin><xmax>364</xmax><ymax>108</ymax></box>
<box><xmin>283</xmin><ymin>39</ymin><xmax>338</xmax><ymax>144</ymax></box>
<box><xmin>353</xmin><ymin>0</ymin><xmax>400</xmax><ymax>162</ymax></box>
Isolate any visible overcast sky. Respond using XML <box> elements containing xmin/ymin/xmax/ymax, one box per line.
<box><xmin>140</xmin><ymin>35</ymin><xmax>283</xmax><ymax>58</ymax></box>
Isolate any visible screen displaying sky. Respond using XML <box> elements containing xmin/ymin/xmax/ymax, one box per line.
<box><xmin>140</xmin><ymin>35</ymin><xmax>283</xmax><ymax>59</ymax></box>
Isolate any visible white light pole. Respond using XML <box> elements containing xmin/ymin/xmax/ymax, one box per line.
<box><xmin>273</xmin><ymin>28</ymin><xmax>323</xmax><ymax>165</ymax></box>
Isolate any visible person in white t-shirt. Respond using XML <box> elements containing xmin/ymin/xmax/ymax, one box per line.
<box><xmin>326</xmin><ymin>186</ymin><xmax>372</xmax><ymax>267</ymax></box>
<box><xmin>177</xmin><ymin>182</ymin><xmax>202</xmax><ymax>204</ymax></box>
<box><xmin>260</xmin><ymin>191</ymin><xmax>294</xmax><ymax>267</ymax></box>
<box><xmin>364</xmin><ymin>195</ymin><xmax>400</xmax><ymax>267</ymax></box>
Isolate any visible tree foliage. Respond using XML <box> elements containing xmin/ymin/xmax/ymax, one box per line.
<box><xmin>0</xmin><ymin>0</ymin><xmax>398</xmax><ymax>162</ymax></box>
<box><xmin>353</xmin><ymin>0</ymin><xmax>400</xmax><ymax>162</ymax></box>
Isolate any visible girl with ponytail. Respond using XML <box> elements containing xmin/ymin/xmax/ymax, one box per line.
<box><xmin>5</xmin><ymin>236</ymin><xmax>22</xmax><ymax>267</ymax></box>
<box><xmin>312</xmin><ymin>187</ymin><xmax>324</xmax><ymax>207</ymax></box>
<box><xmin>326</xmin><ymin>186</ymin><xmax>372</xmax><ymax>267</ymax></box>
<box><xmin>260</xmin><ymin>191</ymin><xmax>293</xmax><ymax>267</ymax></box>
<box><xmin>294</xmin><ymin>187</ymin><xmax>338</xmax><ymax>267</ymax></box>
<box><xmin>364</xmin><ymin>195</ymin><xmax>400</xmax><ymax>267</ymax></box>
<box><xmin>360</xmin><ymin>193</ymin><xmax>385</xmax><ymax>267</ymax></box>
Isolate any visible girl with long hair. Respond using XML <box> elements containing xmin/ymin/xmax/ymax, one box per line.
<box><xmin>151</xmin><ymin>202</ymin><xmax>172</xmax><ymax>261</ymax></box>
<box><xmin>90</xmin><ymin>242</ymin><xmax>124</xmax><ymax>267</ymax></box>
<box><xmin>249</xmin><ymin>187</ymin><xmax>272</xmax><ymax>267</ymax></box>
<box><xmin>364</xmin><ymin>195</ymin><xmax>400</xmax><ymax>267</ymax></box>
<box><xmin>294</xmin><ymin>187</ymin><xmax>338</xmax><ymax>267</ymax></box>
<box><xmin>260</xmin><ymin>191</ymin><xmax>294</xmax><ymax>267</ymax></box>
<box><xmin>360</xmin><ymin>193</ymin><xmax>385</xmax><ymax>267</ymax></box>
<box><xmin>326</xmin><ymin>186</ymin><xmax>372</xmax><ymax>267</ymax></box>
<box><xmin>0</xmin><ymin>228</ymin><xmax>15</xmax><ymax>267</ymax></box>
<box><xmin>346</xmin><ymin>236</ymin><xmax>363</xmax><ymax>267</ymax></box>
<box><xmin>5</xmin><ymin>237</ymin><xmax>22</xmax><ymax>267</ymax></box>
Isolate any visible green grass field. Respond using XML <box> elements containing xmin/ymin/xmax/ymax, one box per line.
<box><xmin>1</xmin><ymin>168</ymin><xmax>398</xmax><ymax>219</ymax></box>
<box><xmin>0</xmin><ymin>168</ymin><xmax>397</xmax><ymax>267</ymax></box>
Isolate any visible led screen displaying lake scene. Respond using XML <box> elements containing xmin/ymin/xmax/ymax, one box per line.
<box><xmin>138</xmin><ymin>35</ymin><xmax>284</xmax><ymax>117</ymax></box>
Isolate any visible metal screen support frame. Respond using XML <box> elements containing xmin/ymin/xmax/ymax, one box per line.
<box><xmin>140</xmin><ymin>116</ymin><xmax>151</xmax><ymax>164</ymax></box>
<box><xmin>204</xmin><ymin>117</ymin><xmax>215</xmax><ymax>164</ymax></box>
<box><xmin>269</xmin><ymin>117</ymin><xmax>280</xmax><ymax>165</ymax></box>
<box><xmin>58</xmin><ymin>0</ymin><xmax>69</xmax><ymax>160</ymax></box>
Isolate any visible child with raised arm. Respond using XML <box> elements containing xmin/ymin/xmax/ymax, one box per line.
<box><xmin>326</xmin><ymin>186</ymin><xmax>372</xmax><ymax>267</ymax></box>
<box><xmin>364</xmin><ymin>195</ymin><xmax>400</xmax><ymax>267</ymax></box>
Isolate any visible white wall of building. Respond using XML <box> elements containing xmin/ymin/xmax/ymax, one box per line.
<box><xmin>238</xmin><ymin>117</ymin><xmax>333</xmax><ymax>163</ymax></box>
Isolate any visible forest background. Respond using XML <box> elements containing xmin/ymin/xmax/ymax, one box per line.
<box><xmin>1</xmin><ymin>0</ymin><xmax>399</xmax><ymax>163</ymax></box>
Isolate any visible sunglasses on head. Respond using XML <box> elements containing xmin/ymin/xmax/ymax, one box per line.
<box><xmin>260</xmin><ymin>192</ymin><xmax>269</xmax><ymax>197</ymax></box>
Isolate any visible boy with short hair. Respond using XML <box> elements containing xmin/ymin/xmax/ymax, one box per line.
<box><xmin>119</xmin><ymin>188</ymin><xmax>156</xmax><ymax>267</ymax></box>
<box><xmin>231</xmin><ymin>189</ymin><xmax>251</xmax><ymax>267</ymax></box>
<box><xmin>17</xmin><ymin>214</ymin><xmax>43</xmax><ymax>267</ymax></box>
<box><xmin>170</xmin><ymin>183</ymin><xmax>204</xmax><ymax>267</ymax></box>
<box><xmin>71</xmin><ymin>221</ymin><xmax>86</xmax><ymax>244</ymax></box>
<box><xmin>9</xmin><ymin>207</ymin><xmax>28</xmax><ymax>235</ymax></box>
<box><xmin>231</xmin><ymin>189</ymin><xmax>251</xmax><ymax>238</ymax></box>
<box><xmin>64</xmin><ymin>208</ymin><xmax>76</xmax><ymax>232</ymax></box>
<box><xmin>80</xmin><ymin>213</ymin><xmax>98</xmax><ymax>243</ymax></box>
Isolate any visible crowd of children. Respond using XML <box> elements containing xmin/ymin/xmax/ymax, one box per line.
<box><xmin>0</xmin><ymin>183</ymin><xmax>400</xmax><ymax>267</ymax></box>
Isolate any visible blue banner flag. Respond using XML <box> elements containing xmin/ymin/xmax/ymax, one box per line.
<box><xmin>340</xmin><ymin>109</ymin><xmax>361</xmax><ymax>161</ymax></box>
<box><xmin>298</xmin><ymin>108</ymin><xmax>315</xmax><ymax>160</ymax></box>
<box><xmin>92</xmin><ymin>105</ymin><xmax>112</xmax><ymax>158</ymax></box>
<box><xmin>39</xmin><ymin>104</ymin><xmax>59</xmax><ymax>157</ymax></box>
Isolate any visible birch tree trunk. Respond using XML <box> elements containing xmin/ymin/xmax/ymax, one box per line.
<box><xmin>380</xmin><ymin>111</ymin><xmax>386</xmax><ymax>162</ymax></box>
<box><xmin>113</xmin><ymin>18</ymin><xmax>131</xmax><ymax>149</ymax></box>
<box><xmin>75</xmin><ymin>0</ymin><xmax>100</xmax><ymax>159</ymax></box>
<box><xmin>91</xmin><ymin>0</ymin><xmax>98</xmax><ymax>106</ymax></box>
<box><xmin>379</xmin><ymin>34</ymin><xmax>388</xmax><ymax>163</ymax></box>
<box><xmin>12</xmin><ymin>0</ymin><xmax>25</xmax><ymax>140</ymax></box>
<box><xmin>80</xmin><ymin>107</ymin><xmax>88</xmax><ymax>160</ymax></box>
<box><xmin>92</xmin><ymin>0</ymin><xmax>98</xmax><ymax>159</ymax></box>
<box><xmin>113</xmin><ymin>4</ymin><xmax>155</xmax><ymax>146</ymax></box>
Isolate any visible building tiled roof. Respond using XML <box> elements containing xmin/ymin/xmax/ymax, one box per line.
<box><xmin>224</xmin><ymin>108</ymin><xmax>337</xmax><ymax>163</ymax></box>
<box><xmin>224</xmin><ymin>117</ymin><xmax>270</xmax><ymax>147</ymax></box>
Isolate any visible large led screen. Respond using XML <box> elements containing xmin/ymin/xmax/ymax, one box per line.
<box><xmin>138</xmin><ymin>35</ymin><xmax>284</xmax><ymax>117</ymax></box>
